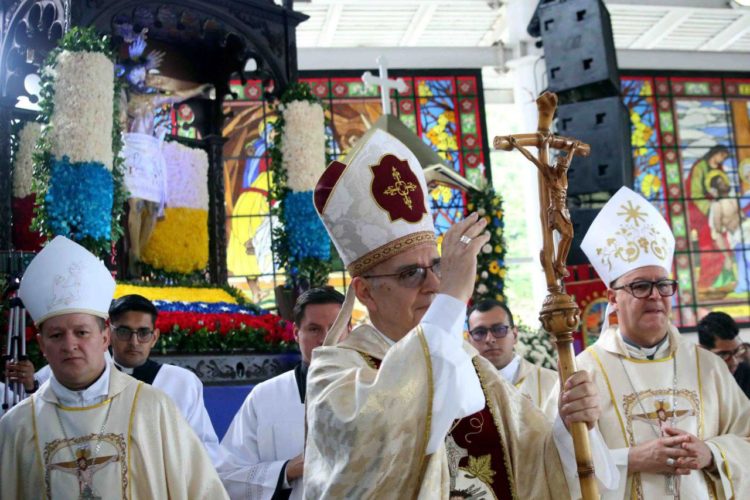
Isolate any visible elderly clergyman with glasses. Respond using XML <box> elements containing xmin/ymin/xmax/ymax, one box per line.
<box><xmin>108</xmin><ymin>294</ymin><xmax>223</xmax><ymax>466</ymax></box>
<box><xmin>304</xmin><ymin>128</ymin><xmax>619</xmax><ymax>498</ymax></box>
<box><xmin>466</xmin><ymin>299</ymin><xmax>559</xmax><ymax>420</ymax></box>
<box><xmin>577</xmin><ymin>187</ymin><xmax>750</xmax><ymax>499</ymax></box>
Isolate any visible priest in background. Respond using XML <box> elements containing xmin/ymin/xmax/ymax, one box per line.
<box><xmin>697</xmin><ymin>311</ymin><xmax>750</xmax><ymax>399</ymax></box>
<box><xmin>217</xmin><ymin>287</ymin><xmax>345</xmax><ymax>499</ymax></box>
<box><xmin>0</xmin><ymin>236</ymin><xmax>228</xmax><ymax>499</ymax></box>
<box><xmin>467</xmin><ymin>299</ymin><xmax>559</xmax><ymax>420</ymax></box>
<box><xmin>304</xmin><ymin>128</ymin><xmax>618</xmax><ymax>498</ymax></box>
<box><xmin>577</xmin><ymin>187</ymin><xmax>750</xmax><ymax>499</ymax></box>
<box><xmin>108</xmin><ymin>294</ymin><xmax>223</xmax><ymax>465</ymax></box>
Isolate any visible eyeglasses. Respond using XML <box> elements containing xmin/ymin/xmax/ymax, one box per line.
<box><xmin>612</xmin><ymin>279</ymin><xmax>678</xmax><ymax>299</ymax></box>
<box><xmin>362</xmin><ymin>260</ymin><xmax>441</xmax><ymax>289</ymax></box>
<box><xmin>468</xmin><ymin>324</ymin><xmax>512</xmax><ymax>341</ymax></box>
<box><xmin>712</xmin><ymin>343</ymin><xmax>749</xmax><ymax>362</ymax></box>
<box><xmin>113</xmin><ymin>326</ymin><xmax>155</xmax><ymax>343</ymax></box>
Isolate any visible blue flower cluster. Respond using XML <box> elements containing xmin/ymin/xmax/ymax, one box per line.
<box><xmin>46</xmin><ymin>156</ymin><xmax>113</xmax><ymax>241</ymax></box>
<box><xmin>284</xmin><ymin>190</ymin><xmax>331</xmax><ymax>261</ymax></box>
<box><xmin>153</xmin><ymin>300</ymin><xmax>265</xmax><ymax>315</ymax></box>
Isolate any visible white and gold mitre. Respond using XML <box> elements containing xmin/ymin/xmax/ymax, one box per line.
<box><xmin>19</xmin><ymin>236</ymin><xmax>116</xmax><ymax>324</ymax></box>
<box><xmin>581</xmin><ymin>186</ymin><xmax>675</xmax><ymax>286</ymax></box>
<box><xmin>314</xmin><ymin>128</ymin><xmax>435</xmax><ymax>276</ymax></box>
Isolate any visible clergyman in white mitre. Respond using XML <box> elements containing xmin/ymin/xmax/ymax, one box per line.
<box><xmin>0</xmin><ymin>236</ymin><xmax>228</xmax><ymax>499</ymax></box>
<box><xmin>576</xmin><ymin>186</ymin><xmax>750</xmax><ymax>499</ymax></box>
<box><xmin>304</xmin><ymin>128</ymin><xmax>619</xmax><ymax>498</ymax></box>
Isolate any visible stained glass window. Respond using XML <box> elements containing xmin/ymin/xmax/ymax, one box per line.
<box><xmin>208</xmin><ymin>72</ymin><xmax>488</xmax><ymax>304</ymax></box>
<box><xmin>623</xmin><ymin>75</ymin><xmax>750</xmax><ymax>327</ymax></box>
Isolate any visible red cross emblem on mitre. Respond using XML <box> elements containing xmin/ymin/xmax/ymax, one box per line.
<box><xmin>370</xmin><ymin>154</ymin><xmax>427</xmax><ymax>223</ymax></box>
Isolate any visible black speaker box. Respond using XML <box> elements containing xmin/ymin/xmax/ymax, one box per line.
<box><xmin>568</xmin><ymin>207</ymin><xmax>599</xmax><ymax>265</ymax></box>
<box><xmin>539</xmin><ymin>0</ymin><xmax>620</xmax><ymax>100</ymax></box>
<box><xmin>557</xmin><ymin>96</ymin><xmax>632</xmax><ymax>196</ymax></box>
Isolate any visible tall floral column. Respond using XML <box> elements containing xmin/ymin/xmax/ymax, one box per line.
<box><xmin>270</xmin><ymin>83</ymin><xmax>332</xmax><ymax>288</ymax></box>
<box><xmin>11</xmin><ymin>122</ymin><xmax>44</xmax><ymax>251</ymax></box>
<box><xmin>467</xmin><ymin>186</ymin><xmax>508</xmax><ymax>303</ymax></box>
<box><xmin>141</xmin><ymin>141</ymin><xmax>209</xmax><ymax>275</ymax></box>
<box><xmin>32</xmin><ymin>28</ymin><xmax>125</xmax><ymax>258</ymax></box>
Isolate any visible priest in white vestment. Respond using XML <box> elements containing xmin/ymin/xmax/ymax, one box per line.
<box><xmin>217</xmin><ymin>287</ymin><xmax>345</xmax><ymax>499</ymax></box>
<box><xmin>577</xmin><ymin>187</ymin><xmax>750</xmax><ymax>499</ymax></box>
<box><xmin>304</xmin><ymin>128</ymin><xmax>618</xmax><ymax>498</ymax></box>
<box><xmin>0</xmin><ymin>236</ymin><xmax>228</xmax><ymax>499</ymax></box>
<box><xmin>108</xmin><ymin>294</ymin><xmax>223</xmax><ymax>465</ymax></box>
<box><xmin>467</xmin><ymin>299</ymin><xmax>559</xmax><ymax>420</ymax></box>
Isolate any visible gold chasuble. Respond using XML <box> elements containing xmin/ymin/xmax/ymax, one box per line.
<box><xmin>514</xmin><ymin>357</ymin><xmax>560</xmax><ymax>421</ymax></box>
<box><xmin>577</xmin><ymin>326</ymin><xmax>750</xmax><ymax>499</ymax></box>
<box><xmin>304</xmin><ymin>324</ymin><xmax>569</xmax><ymax>499</ymax></box>
<box><xmin>0</xmin><ymin>368</ymin><xmax>227</xmax><ymax>499</ymax></box>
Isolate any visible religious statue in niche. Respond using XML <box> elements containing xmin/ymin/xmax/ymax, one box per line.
<box><xmin>116</xmin><ymin>28</ymin><xmax>214</xmax><ymax>277</ymax></box>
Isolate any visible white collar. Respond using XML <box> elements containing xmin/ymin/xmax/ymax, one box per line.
<box><xmin>498</xmin><ymin>354</ymin><xmax>521</xmax><ymax>383</ymax></box>
<box><xmin>622</xmin><ymin>332</ymin><xmax>671</xmax><ymax>360</ymax></box>
<box><xmin>50</xmin><ymin>360</ymin><xmax>111</xmax><ymax>407</ymax></box>
<box><xmin>373</xmin><ymin>326</ymin><xmax>396</xmax><ymax>347</ymax></box>
<box><xmin>113</xmin><ymin>361</ymin><xmax>134</xmax><ymax>375</ymax></box>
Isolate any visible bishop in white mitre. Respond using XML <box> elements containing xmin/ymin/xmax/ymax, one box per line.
<box><xmin>577</xmin><ymin>187</ymin><xmax>750</xmax><ymax>499</ymax></box>
<box><xmin>0</xmin><ymin>236</ymin><xmax>228</xmax><ymax>499</ymax></box>
<box><xmin>304</xmin><ymin>128</ymin><xmax>619</xmax><ymax>498</ymax></box>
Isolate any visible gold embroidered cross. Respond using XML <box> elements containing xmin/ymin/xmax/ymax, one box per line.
<box><xmin>384</xmin><ymin>166</ymin><xmax>416</xmax><ymax>210</ymax></box>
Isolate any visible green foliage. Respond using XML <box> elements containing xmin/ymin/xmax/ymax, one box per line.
<box><xmin>467</xmin><ymin>186</ymin><xmax>507</xmax><ymax>303</ymax></box>
<box><xmin>30</xmin><ymin>26</ymin><xmax>126</xmax><ymax>259</ymax></box>
<box><xmin>268</xmin><ymin>82</ymin><xmax>333</xmax><ymax>288</ymax></box>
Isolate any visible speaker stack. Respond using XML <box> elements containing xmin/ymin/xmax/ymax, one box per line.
<box><xmin>532</xmin><ymin>0</ymin><xmax>633</xmax><ymax>264</ymax></box>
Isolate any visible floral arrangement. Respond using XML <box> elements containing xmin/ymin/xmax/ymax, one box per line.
<box><xmin>269</xmin><ymin>82</ymin><xmax>332</xmax><ymax>288</ymax></box>
<box><xmin>162</xmin><ymin>141</ymin><xmax>209</xmax><ymax>209</ymax></box>
<box><xmin>282</xmin><ymin>100</ymin><xmax>326</xmax><ymax>192</ymax></box>
<box><xmin>115</xmin><ymin>283</ymin><xmax>241</xmax><ymax>304</ymax></box>
<box><xmin>11</xmin><ymin>122</ymin><xmax>44</xmax><ymax>251</ymax></box>
<box><xmin>467</xmin><ymin>186</ymin><xmax>507</xmax><ymax>303</ymax></box>
<box><xmin>45</xmin><ymin>157</ymin><xmax>114</xmax><ymax>240</ymax></box>
<box><xmin>111</xmin><ymin>283</ymin><xmax>295</xmax><ymax>354</ymax></box>
<box><xmin>12</xmin><ymin>122</ymin><xmax>40</xmax><ymax>199</ymax></box>
<box><xmin>516</xmin><ymin>323</ymin><xmax>558</xmax><ymax>370</ymax></box>
<box><xmin>141</xmin><ymin>141</ymin><xmax>209</xmax><ymax>274</ymax></box>
<box><xmin>31</xmin><ymin>27</ymin><xmax>126</xmax><ymax>259</ymax></box>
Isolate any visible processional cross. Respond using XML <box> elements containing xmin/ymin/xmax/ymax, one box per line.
<box><xmin>494</xmin><ymin>91</ymin><xmax>598</xmax><ymax>500</ymax></box>
<box><xmin>362</xmin><ymin>56</ymin><xmax>408</xmax><ymax>116</ymax></box>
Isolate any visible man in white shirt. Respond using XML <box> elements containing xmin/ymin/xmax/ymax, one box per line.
<box><xmin>108</xmin><ymin>293</ymin><xmax>223</xmax><ymax>465</ymax></box>
<box><xmin>467</xmin><ymin>299</ymin><xmax>559</xmax><ymax>419</ymax></box>
<box><xmin>0</xmin><ymin>236</ymin><xmax>227</xmax><ymax>498</ymax></box>
<box><xmin>217</xmin><ymin>287</ymin><xmax>345</xmax><ymax>499</ymax></box>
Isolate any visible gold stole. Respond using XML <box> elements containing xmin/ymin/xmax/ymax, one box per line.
<box><xmin>32</xmin><ymin>383</ymin><xmax>143</xmax><ymax>499</ymax></box>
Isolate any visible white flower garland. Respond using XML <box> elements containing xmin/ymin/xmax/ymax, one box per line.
<box><xmin>516</xmin><ymin>326</ymin><xmax>558</xmax><ymax>370</ymax></box>
<box><xmin>163</xmin><ymin>141</ymin><xmax>209</xmax><ymax>209</ymax></box>
<box><xmin>12</xmin><ymin>122</ymin><xmax>41</xmax><ymax>198</ymax></box>
<box><xmin>280</xmin><ymin>100</ymin><xmax>325</xmax><ymax>192</ymax></box>
<box><xmin>48</xmin><ymin>50</ymin><xmax>114</xmax><ymax>170</ymax></box>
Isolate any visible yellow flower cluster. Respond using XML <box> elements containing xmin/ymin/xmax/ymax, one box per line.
<box><xmin>141</xmin><ymin>207</ymin><xmax>208</xmax><ymax>274</ymax></box>
<box><xmin>115</xmin><ymin>283</ymin><xmax>237</xmax><ymax>303</ymax></box>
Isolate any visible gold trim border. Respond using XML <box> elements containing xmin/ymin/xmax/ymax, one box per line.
<box><xmin>348</xmin><ymin>231</ymin><xmax>435</xmax><ymax>276</ymax></box>
<box><xmin>472</xmin><ymin>356</ymin><xmax>518</xmax><ymax>500</ymax></box>
<box><xmin>416</xmin><ymin>326</ymin><xmax>435</xmax><ymax>487</ymax></box>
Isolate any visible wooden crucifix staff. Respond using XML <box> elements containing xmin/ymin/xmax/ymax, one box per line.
<box><xmin>494</xmin><ymin>91</ymin><xmax>598</xmax><ymax>500</ymax></box>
